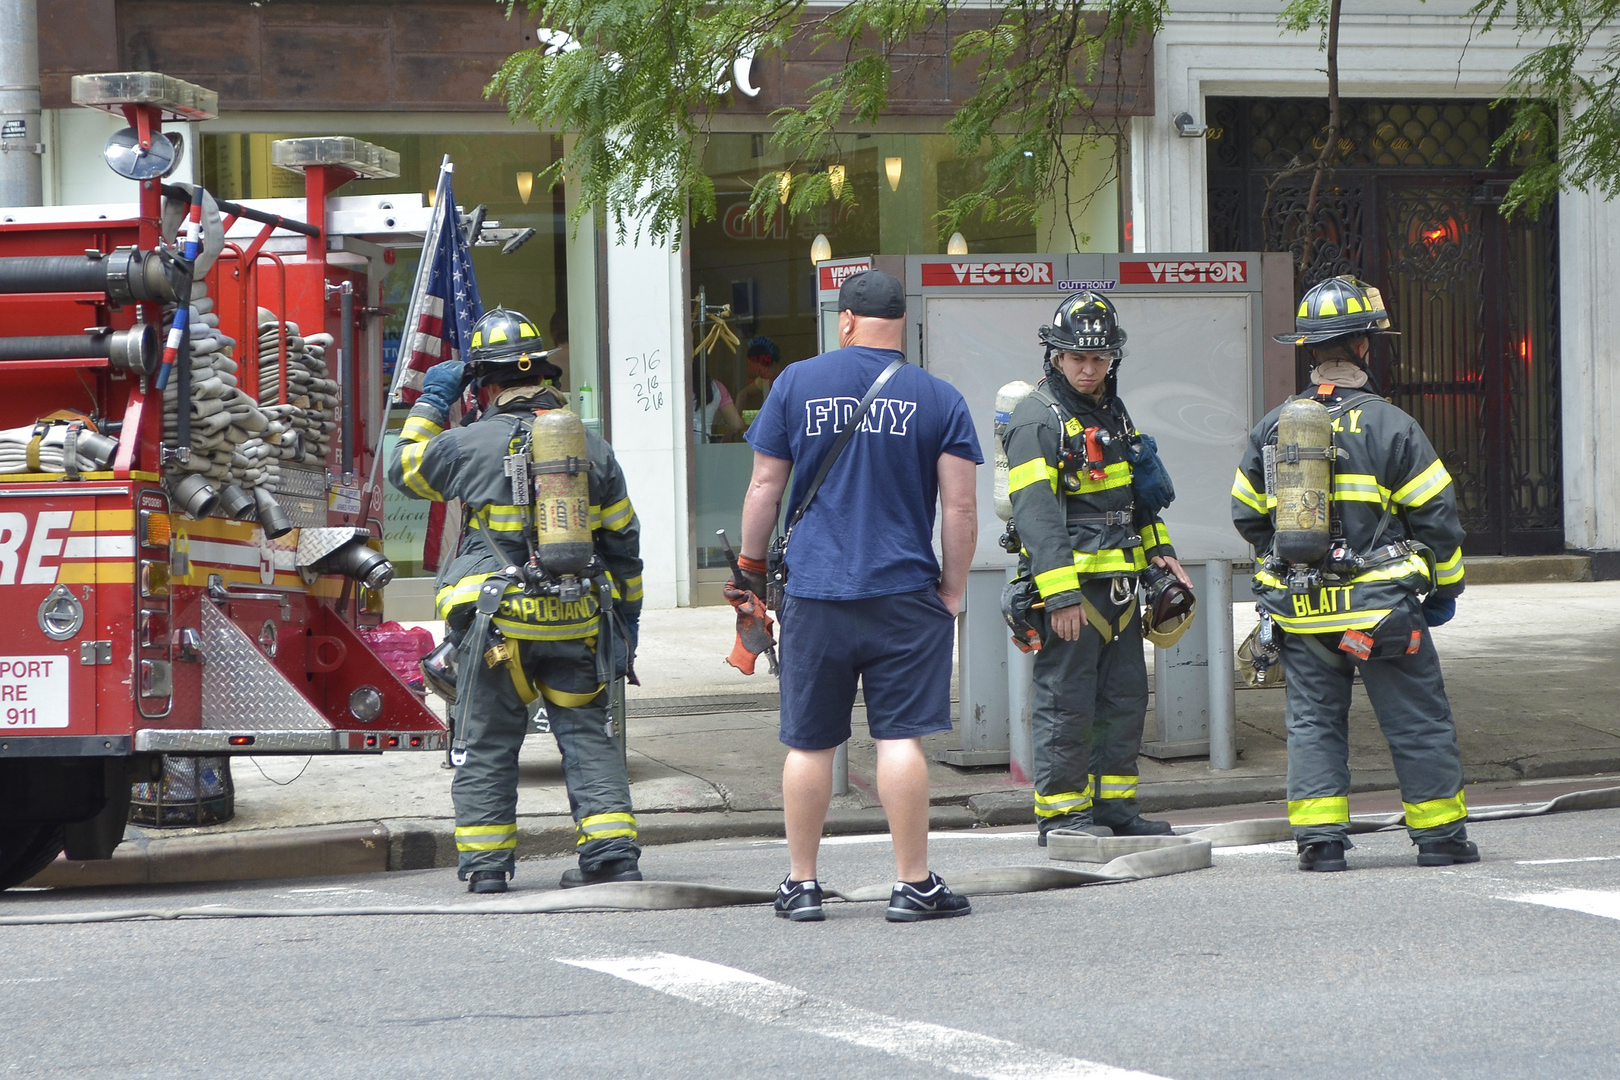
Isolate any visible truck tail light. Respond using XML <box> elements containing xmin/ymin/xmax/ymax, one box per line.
<box><xmin>140</xmin><ymin>509</ymin><xmax>172</xmax><ymax>548</ymax></box>
<box><xmin>139</xmin><ymin>560</ymin><xmax>170</xmax><ymax>598</ymax></box>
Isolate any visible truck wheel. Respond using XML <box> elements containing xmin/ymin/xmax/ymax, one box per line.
<box><xmin>0</xmin><ymin>824</ymin><xmax>66</xmax><ymax>891</ymax></box>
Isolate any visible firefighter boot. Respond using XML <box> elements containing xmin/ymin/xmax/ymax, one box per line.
<box><xmin>1298</xmin><ymin>840</ymin><xmax>1348</xmax><ymax>872</ymax></box>
<box><xmin>560</xmin><ymin>858</ymin><xmax>643</xmax><ymax>889</ymax></box>
<box><xmin>1106</xmin><ymin>815</ymin><xmax>1175</xmax><ymax>836</ymax></box>
<box><xmin>1417</xmin><ymin>837</ymin><xmax>1480</xmax><ymax>866</ymax></box>
<box><xmin>1037</xmin><ymin>814</ymin><xmax>1113</xmax><ymax>847</ymax></box>
<box><xmin>468</xmin><ymin>870</ymin><xmax>509</xmax><ymax>894</ymax></box>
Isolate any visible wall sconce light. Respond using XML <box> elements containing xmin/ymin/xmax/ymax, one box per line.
<box><xmin>810</xmin><ymin>233</ymin><xmax>831</xmax><ymax>264</ymax></box>
<box><xmin>516</xmin><ymin>171</ymin><xmax>534</xmax><ymax>205</ymax></box>
<box><xmin>779</xmin><ymin>170</ymin><xmax>792</xmax><ymax>205</ymax></box>
<box><xmin>946</xmin><ymin>232</ymin><xmax>969</xmax><ymax>256</ymax></box>
<box><xmin>426</xmin><ymin>187</ymin><xmax>437</xmax><ymax>208</ymax></box>
<box><xmin>828</xmin><ymin>164</ymin><xmax>846</xmax><ymax>198</ymax></box>
<box><xmin>1173</xmin><ymin>112</ymin><xmax>1209</xmax><ymax>138</ymax></box>
<box><xmin>885</xmin><ymin>156</ymin><xmax>903</xmax><ymax>191</ymax></box>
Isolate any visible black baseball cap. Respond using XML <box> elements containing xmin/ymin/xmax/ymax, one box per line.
<box><xmin>838</xmin><ymin>270</ymin><xmax>906</xmax><ymax>319</ymax></box>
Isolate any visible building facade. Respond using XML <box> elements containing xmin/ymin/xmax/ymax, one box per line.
<box><xmin>24</xmin><ymin>0</ymin><xmax>1620</xmax><ymax>609</ymax></box>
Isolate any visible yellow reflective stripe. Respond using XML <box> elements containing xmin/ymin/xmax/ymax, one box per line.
<box><xmin>622</xmin><ymin>574</ymin><xmax>644</xmax><ymax>602</ymax></box>
<box><xmin>496</xmin><ymin>615</ymin><xmax>601</xmax><ymax>640</ymax></box>
<box><xmin>1094</xmin><ymin>774</ymin><xmax>1138</xmax><ymax>799</ymax></box>
<box><xmin>1154</xmin><ymin>522</ymin><xmax>1172</xmax><ymax>547</ymax></box>
<box><xmin>1008</xmin><ymin>458</ymin><xmax>1057</xmax><ymax>495</ymax></box>
<box><xmin>598</xmin><ymin>497</ymin><xmax>633</xmax><ymax>532</ymax></box>
<box><xmin>1404</xmin><ymin>790</ymin><xmax>1467</xmax><ymax>829</ymax></box>
<box><xmin>1034</xmin><ymin>564</ymin><xmax>1080</xmax><ymax>598</ymax></box>
<box><xmin>398</xmin><ymin>441</ymin><xmax>443</xmax><ymax>500</ymax></box>
<box><xmin>1350</xmin><ymin>553</ymin><xmax>1430</xmax><ymax>584</ymax></box>
<box><xmin>1075</xmin><ymin>546</ymin><xmax>1147</xmax><ymax>575</ymax></box>
<box><xmin>1392</xmin><ymin>459</ymin><xmax>1452</xmax><ymax>507</ymax></box>
<box><xmin>1034</xmin><ymin>788</ymin><xmax>1093</xmax><ymax>817</ymax></box>
<box><xmin>538</xmin><ymin>680</ymin><xmax>604</xmax><ymax>708</ymax></box>
<box><xmin>1435</xmin><ymin>547</ymin><xmax>1465</xmax><ymax>586</ymax></box>
<box><xmin>1331</xmin><ymin>472</ymin><xmax>1390</xmax><ymax>504</ymax></box>
<box><xmin>400</xmin><ymin>415</ymin><xmax>444</xmax><ymax>443</ymax></box>
<box><xmin>455</xmin><ymin>823</ymin><xmax>518</xmax><ymax>852</ymax></box>
<box><xmin>1288</xmin><ymin>796</ymin><xmax>1350</xmax><ymax>826</ymax></box>
<box><xmin>1269</xmin><ymin>608</ymin><xmax>1392</xmax><ymax>634</ymax></box>
<box><xmin>1255</xmin><ymin>569</ymin><xmax>1286</xmax><ymax>589</ymax></box>
<box><xmin>473</xmin><ymin>505</ymin><xmax>529</xmax><ymax>532</ymax></box>
<box><xmin>1232</xmin><ymin>469</ymin><xmax>1267</xmax><ymax>513</ymax></box>
<box><xmin>577</xmin><ymin>812</ymin><xmax>638</xmax><ymax>845</ymax></box>
<box><xmin>1077</xmin><ymin>461</ymin><xmax>1132</xmax><ymax>494</ymax></box>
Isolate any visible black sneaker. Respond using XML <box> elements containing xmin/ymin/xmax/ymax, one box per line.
<box><xmin>560</xmin><ymin>858</ymin><xmax>643</xmax><ymax>889</ymax></box>
<box><xmin>1102</xmin><ymin>815</ymin><xmax>1175</xmax><ymax>836</ymax></box>
<box><xmin>886</xmin><ymin>872</ymin><xmax>972</xmax><ymax>922</ymax></box>
<box><xmin>774</xmin><ymin>877</ymin><xmax>825</xmax><ymax>922</ymax></box>
<box><xmin>467</xmin><ymin>870</ymin><xmax>509</xmax><ymax>894</ymax></box>
<box><xmin>1417</xmin><ymin>838</ymin><xmax>1480</xmax><ymax>866</ymax></box>
<box><xmin>1298</xmin><ymin>840</ymin><xmax>1348</xmax><ymax>872</ymax></box>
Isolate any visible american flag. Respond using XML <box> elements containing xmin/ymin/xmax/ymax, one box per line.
<box><xmin>392</xmin><ymin>159</ymin><xmax>484</xmax><ymax>404</ymax></box>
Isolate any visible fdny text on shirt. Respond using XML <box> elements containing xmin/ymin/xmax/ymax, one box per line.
<box><xmin>805</xmin><ymin>398</ymin><xmax>918</xmax><ymax>436</ymax></box>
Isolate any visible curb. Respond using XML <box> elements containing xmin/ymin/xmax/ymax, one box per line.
<box><xmin>24</xmin><ymin>752</ymin><xmax>1620</xmax><ymax>890</ymax></box>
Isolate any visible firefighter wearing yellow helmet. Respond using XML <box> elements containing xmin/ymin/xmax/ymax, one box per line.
<box><xmin>388</xmin><ymin>306</ymin><xmax>645</xmax><ymax>894</ymax></box>
<box><xmin>1231</xmin><ymin>275</ymin><xmax>1474</xmax><ymax>872</ymax></box>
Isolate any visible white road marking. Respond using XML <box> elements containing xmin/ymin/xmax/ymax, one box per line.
<box><xmin>1509</xmin><ymin>889</ymin><xmax>1620</xmax><ymax>921</ymax></box>
<box><xmin>1515</xmin><ymin>856</ymin><xmax>1620</xmax><ymax>865</ymax></box>
<box><xmin>559</xmin><ymin>952</ymin><xmax>1173</xmax><ymax>1080</ymax></box>
<box><xmin>1212</xmin><ymin>842</ymin><xmax>1295</xmax><ymax>856</ymax></box>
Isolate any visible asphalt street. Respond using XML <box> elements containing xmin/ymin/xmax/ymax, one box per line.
<box><xmin>4</xmin><ymin>807</ymin><xmax>1620</xmax><ymax>1079</ymax></box>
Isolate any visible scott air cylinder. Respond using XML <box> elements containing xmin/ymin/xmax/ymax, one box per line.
<box><xmin>1271</xmin><ymin>398</ymin><xmax>1334</xmax><ymax>565</ymax></box>
<box><xmin>530</xmin><ymin>408</ymin><xmax>593</xmax><ymax>577</ymax></box>
<box><xmin>992</xmin><ymin>380</ymin><xmax>1036</xmax><ymax>522</ymax></box>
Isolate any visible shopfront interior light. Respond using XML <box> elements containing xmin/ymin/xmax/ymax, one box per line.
<box><xmin>885</xmin><ymin>156</ymin><xmax>903</xmax><ymax>191</ymax></box>
<box><xmin>779</xmin><ymin>171</ymin><xmax>792</xmax><ymax>205</ymax></box>
<box><xmin>947</xmin><ymin>231</ymin><xmax>969</xmax><ymax>256</ymax></box>
<box><xmin>828</xmin><ymin>164</ymin><xmax>846</xmax><ymax>198</ymax></box>
<box><xmin>810</xmin><ymin>233</ymin><xmax>832</xmax><ymax>265</ymax></box>
<box><xmin>516</xmin><ymin>171</ymin><xmax>534</xmax><ymax>205</ymax></box>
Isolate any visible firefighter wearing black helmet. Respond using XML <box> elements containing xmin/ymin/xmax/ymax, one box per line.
<box><xmin>388</xmin><ymin>306</ymin><xmax>645</xmax><ymax>894</ymax></box>
<box><xmin>1231</xmin><ymin>275</ymin><xmax>1475</xmax><ymax>872</ymax></box>
<box><xmin>1003</xmin><ymin>292</ymin><xmax>1192</xmax><ymax>841</ymax></box>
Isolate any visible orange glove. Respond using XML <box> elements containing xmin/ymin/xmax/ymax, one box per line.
<box><xmin>723</xmin><ymin>581</ymin><xmax>777</xmax><ymax>675</ymax></box>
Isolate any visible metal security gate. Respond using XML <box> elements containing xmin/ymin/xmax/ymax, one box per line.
<box><xmin>1208</xmin><ymin>98</ymin><xmax>1562</xmax><ymax>555</ymax></box>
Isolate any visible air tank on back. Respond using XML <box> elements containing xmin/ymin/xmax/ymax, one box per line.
<box><xmin>530</xmin><ymin>408</ymin><xmax>593</xmax><ymax>577</ymax></box>
<box><xmin>992</xmin><ymin>380</ymin><xmax>1036</xmax><ymax>521</ymax></box>
<box><xmin>1272</xmin><ymin>397</ymin><xmax>1334</xmax><ymax>565</ymax></box>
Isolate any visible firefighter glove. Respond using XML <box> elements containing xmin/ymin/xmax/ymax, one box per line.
<box><xmin>723</xmin><ymin>581</ymin><xmax>776</xmax><ymax>675</ymax></box>
<box><xmin>1422</xmin><ymin>595</ymin><xmax>1456</xmax><ymax>627</ymax></box>
<box><xmin>731</xmin><ymin>554</ymin><xmax>768</xmax><ymax>602</ymax></box>
<box><xmin>419</xmin><ymin>360</ymin><xmax>469</xmax><ymax>415</ymax></box>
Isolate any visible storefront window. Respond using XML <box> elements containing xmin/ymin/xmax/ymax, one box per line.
<box><xmin>687</xmin><ymin>132</ymin><xmax>1119</xmax><ymax>588</ymax></box>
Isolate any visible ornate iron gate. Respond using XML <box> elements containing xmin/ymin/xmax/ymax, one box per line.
<box><xmin>1208</xmin><ymin>98</ymin><xmax>1562</xmax><ymax>555</ymax></box>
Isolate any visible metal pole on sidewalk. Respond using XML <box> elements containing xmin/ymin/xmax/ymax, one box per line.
<box><xmin>832</xmin><ymin>740</ymin><xmax>848</xmax><ymax>796</ymax></box>
<box><xmin>1206</xmin><ymin>559</ymin><xmax>1236</xmax><ymax>770</ymax></box>
<box><xmin>0</xmin><ymin>0</ymin><xmax>43</xmax><ymax>207</ymax></box>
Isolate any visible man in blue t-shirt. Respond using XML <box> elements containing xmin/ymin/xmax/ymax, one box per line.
<box><xmin>734</xmin><ymin>269</ymin><xmax>982</xmax><ymax>924</ymax></box>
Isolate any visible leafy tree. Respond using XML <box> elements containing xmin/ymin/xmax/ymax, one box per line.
<box><xmin>488</xmin><ymin>0</ymin><xmax>1165</xmax><ymax>248</ymax></box>
<box><xmin>1471</xmin><ymin>0</ymin><xmax>1616</xmax><ymax>217</ymax></box>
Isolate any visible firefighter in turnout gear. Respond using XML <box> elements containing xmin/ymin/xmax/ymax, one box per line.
<box><xmin>388</xmin><ymin>306</ymin><xmax>645</xmax><ymax>893</ymax></box>
<box><xmin>1232</xmin><ymin>275</ymin><xmax>1475</xmax><ymax>872</ymax></box>
<box><xmin>1004</xmin><ymin>292</ymin><xmax>1192</xmax><ymax>841</ymax></box>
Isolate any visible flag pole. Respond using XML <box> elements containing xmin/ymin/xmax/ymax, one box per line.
<box><xmin>365</xmin><ymin>155</ymin><xmax>452</xmax><ymax>512</ymax></box>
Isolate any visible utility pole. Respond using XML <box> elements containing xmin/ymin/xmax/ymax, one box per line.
<box><xmin>0</xmin><ymin>0</ymin><xmax>43</xmax><ymax>207</ymax></box>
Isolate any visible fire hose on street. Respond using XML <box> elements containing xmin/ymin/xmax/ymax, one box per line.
<box><xmin>3</xmin><ymin>783</ymin><xmax>1619</xmax><ymax>926</ymax></box>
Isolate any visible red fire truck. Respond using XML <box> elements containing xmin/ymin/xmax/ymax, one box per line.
<box><xmin>0</xmin><ymin>72</ymin><xmax>448</xmax><ymax>888</ymax></box>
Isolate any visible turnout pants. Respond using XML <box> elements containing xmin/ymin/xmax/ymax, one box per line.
<box><xmin>1281</xmin><ymin>626</ymin><xmax>1467</xmax><ymax>845</ymax></box>
<box><xmin>1030</xmin><ymin>579</ymin><xmax>1149</xmax><ymax>835</ymax></box>
<box><xmin>451</xmin><ymin>635</ymin><xmax>639</xmax><ymax>878</ymax></box>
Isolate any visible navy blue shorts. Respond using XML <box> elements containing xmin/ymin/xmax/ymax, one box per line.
<box><xmin>777</xmin><ymin>588</ymin><xmax>957</xmax><ymax>751</ymax></box>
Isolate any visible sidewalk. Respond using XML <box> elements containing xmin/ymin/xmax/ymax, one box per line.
<box><xmin>32</xmin><ymin>580</ymin><xmax>1620</xmax><ymax>888</ymax></box>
